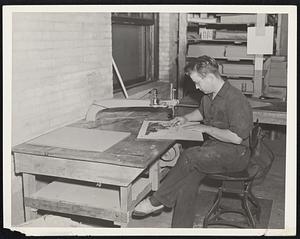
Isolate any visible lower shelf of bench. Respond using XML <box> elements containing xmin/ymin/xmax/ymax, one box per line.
<box><xmin>25</xmin><ymin>178</ymin><xmax>151</xmax><ymax>225</ymax></box>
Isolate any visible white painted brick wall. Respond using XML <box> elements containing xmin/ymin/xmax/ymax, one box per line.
<box><xmin>12</xmin><ymin>12</ymin><xmax>113</xmax><ymax>146</ymax></box>
<box><xmin>11</xmin><ymin>13</ymin><xmax>113</xmax><ymax>225</ymax></box>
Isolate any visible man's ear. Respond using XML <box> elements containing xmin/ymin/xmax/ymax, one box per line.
<box><xmin>205</xmin><ymin>73</ymin><xmax>214</xmax><ymax>81</ymax></box>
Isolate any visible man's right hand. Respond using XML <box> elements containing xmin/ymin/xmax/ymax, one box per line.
<box><xmin>170</xmin><ymin>116</ymin><xmax>188</xmax><ymax>127</ymax></box>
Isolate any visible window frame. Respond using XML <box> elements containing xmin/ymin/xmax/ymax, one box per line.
<box><xmin>111</xmin><ymin>13</ymin><xmax>159</xmax><ymax>93</ymax></box>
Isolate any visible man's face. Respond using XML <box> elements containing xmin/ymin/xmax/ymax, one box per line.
<box><xmin>189</xmin><ymin>71</ymin><xmax>213</xmax><ymax>94</ymax></box>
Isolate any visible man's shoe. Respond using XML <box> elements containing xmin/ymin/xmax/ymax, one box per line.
<box><xmin>132</xmin><ymin>197</ymin><xmax>164</xmax><ymax>218</ymax></box>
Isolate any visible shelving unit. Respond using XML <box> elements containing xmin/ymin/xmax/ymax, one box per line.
<box><xmin>185</xmin><ymin>13</ymin><xmax>271</xmax><ymax>96</ymax></box>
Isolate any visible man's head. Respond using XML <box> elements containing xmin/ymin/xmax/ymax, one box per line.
<box><xmin>184</xmin><ymin>55</ymin><xmax>222</xmax><ymax>94</ymax></box>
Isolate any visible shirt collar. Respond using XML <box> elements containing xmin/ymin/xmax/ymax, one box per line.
<box><xmin>207</xmin><ymin>81</ymin><xmax>230</xmax><ymax>100</ymax></box>
<box><xmin>214</xmin><ymin>81</ymin><xmax>230</xmax><ymax>98</ymax></box>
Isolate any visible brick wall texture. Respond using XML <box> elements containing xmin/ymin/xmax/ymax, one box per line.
<box><xmin>12</xmin><ymin>12</ymin><xmax>113</xmax><ymax>146</ymax></box>
<box><xmin>11</xmin><ymin>12</ymin><xmax>113</xmax><ymax>225</ymax></box>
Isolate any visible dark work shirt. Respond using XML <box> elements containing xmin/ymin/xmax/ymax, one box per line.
<box><xmin>199</xmin><ymin>81</ymin><xmax>253</xmax><ymax>147</ymax></box>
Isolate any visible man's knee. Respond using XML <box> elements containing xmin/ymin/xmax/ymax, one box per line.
<box><xmin>177</xmin><ymin>146</ymin><xmax>201</xmax><ymax>165</ymax></box>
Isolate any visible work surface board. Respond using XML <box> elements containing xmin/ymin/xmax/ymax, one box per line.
<box><xmin>13</xmin><ymin>108</ymin><xmax>175</xmax><ymax>169</ymax></box>
<box><xmin>28</xmin><ymin>127</ymin><xmax>131</xmax><ymax>153</ymax></box>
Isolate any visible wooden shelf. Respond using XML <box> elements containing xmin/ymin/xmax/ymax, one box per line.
<box><xmin>187</xmin><ymin>56</ymin><xmax>254</xmax><ymax>62</ymax></box>
<box><xmin>188</xmin><ymin>21</ymin><xmax>253</xmax><ymax>26</ymax></box>
<box><xmin>221</xmin><ymin>74</ymin><xmax>254</xmax><ymax>79</ymax></box>
<box><xmin>188</xmin><ymin>39</ymin><xmax>247</xmax><ymax>44</ymax></box>
<box><xmin>185</xmin><ymin>13</ymin><xmax>269</xmax><ymax>97</ymax></box>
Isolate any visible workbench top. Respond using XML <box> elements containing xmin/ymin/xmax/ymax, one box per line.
<box><xmin>12</xmin><ymin>107</ymin><xmax>175</xmax><ymax>169</ymax></box>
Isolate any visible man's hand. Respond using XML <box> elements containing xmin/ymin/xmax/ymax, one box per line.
<box><xmin>170</xmin><ymin>116</ymin><xmax>188</xmax><ymax>127</ymax></box>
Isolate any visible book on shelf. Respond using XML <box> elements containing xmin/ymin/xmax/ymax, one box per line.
<box><xmin>227</xmin><ymin>79</ymin><xmax>254</xmax><ymax>93</ymax></box>
<box><xmin>220</xmin><ymin>14</ymin><xmax>267</xmax><ymax>24</ymax></box>
<box><xmin>187</xmin><ymin>44</ymin><xmax>225</xmax><ymax>58</ymax></box>
<box><xmin>215</xmin><ymin>30</ymin><xmax>247</xmax><ymax>40</ymax></box>
<box><xmin>222</xmin><ymin>63</ymin><xmax>254</xmax><ymax>76</ymax></box>
<box><xmin>225</xmin><ymin>45</ymin><xmax>254</xmax><ymax>59</ymax></box>
<box><xmin>187</xmin><ymin>16</ymin><xmax>217</xmax><ymax>23</ymax></box>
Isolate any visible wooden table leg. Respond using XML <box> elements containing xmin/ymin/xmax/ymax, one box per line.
<box><xmin>22</xmin><ymin>173</ymin><xmax>38</xmax><ymax>221</ymax></box>
<box><xmin>114</xmin><ymin>185</ymin><xmax>132</xmax><ymax>227</ymax></box>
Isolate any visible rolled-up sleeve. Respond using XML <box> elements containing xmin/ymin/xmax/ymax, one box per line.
<box><xmin>227</xmin><ymin>99</ymin><xmax>253</xmax><ymax>139</ymax></box>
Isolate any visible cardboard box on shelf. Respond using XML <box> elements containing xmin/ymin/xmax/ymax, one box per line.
<box><xmin>264</xmin><ymin>86</ymin><xmax>287</xmax><ymax>99</ymax></box>
<box><xmin>215</xmin><ymin>30</ymin><xmax>247</xmax><ymax>40</ymax></box>
<box><xmin>187</xmin><ymin>44</ymin><xmax>225</xmax><ymax>58</ymax></box>
<box><xmin>269</xmin><ymin>69</ymin><xmax>287</xmax><ymax>80</ymax></box>
<box><xmin>227</xmin><ymin>79</ymin><xmax>254</xmax><ymax>93</ymax></box>
<box><xmin>265</xmin><ymin>56</ymin><xmax>287</xmax><ymax>87</ymax></box>
<box><xmin>220</xmin><ymin>14</ymin><xmax>267</xmax><ymax>24</ymax></box>
<box><xmin>225</xmin><ymin>45</ymin><xmax>254</xmax><ymax>59</ymax></box>
<box><xmin>271</xmin><ymin>61</ymin><xmax>287</xmax><ymax>69</ymax></box>
<box><xmin>222</xmin><ymin>63</ymin><xmax>254</xmax><ymax>76</ymax></box>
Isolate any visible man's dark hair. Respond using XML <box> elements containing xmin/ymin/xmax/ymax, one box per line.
<box><xmin>184</xmin><ymin>55</ymin><xmax>221</xmax><ymax>78</ymax></box>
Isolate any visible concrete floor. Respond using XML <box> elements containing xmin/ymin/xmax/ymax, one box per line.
<box><xmin>127</xmin><ymin>136</ymin><xmax>286</xmax><ymax>228</ymax></box>
<box><xmin>14</xmin><ymin>134</ymin><xmax>287</xmax><ymax>229</ymax></box>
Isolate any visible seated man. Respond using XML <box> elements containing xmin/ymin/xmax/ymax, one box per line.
<box><xmin>133</xmin><ymin>55</ymin><xmax>253</xmax><ymax>228</ymax></box>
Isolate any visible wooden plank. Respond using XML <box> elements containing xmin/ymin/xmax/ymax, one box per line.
<box><xmin>130</xmin><ymin>177</ymin><xmax>152</xmax><ymax>209</ymax></box>
<box><xmin>27</xmin><ymin>127</ymin><xmax>131</xmax><ymax>153</ymax></box>
<box><xmin>13</xmin><ymin>107</ymin><xmax>175</xmax><ymax>169</ymax></box>
<box><xmin>253</xmin><ymin>110</ymin><xmax>286</xmax><ymax>125</ymax></box>
<box><xmin>25</xmin><ymin>197</ymin><xmax>127</xmax><ymax>224</ymax></box>
<box><xmin>178</xmin><ymin>13</ymin><xmax>187</xmax><ymax>99</ymax></box>
<box><xmin>14</xmin><ymin>153</ymin><xmax>143</xmax><ymax>187</ymax></box>
<box><xmin>25</xmin><ymin>180</ymin><xmax>130</xmax><ymax>225</ymax></box>
<box><xmin>149</xmin><ymin>161</ymin><xmax>160</xmax><ymax>191</ymax></box>
<box><xmin>253</xmin><ymin>55</ymin><xmax>264</xmax><ymax>97</ymax></box>
<box><xmin>13</xmin><ymin>136</ymin><xmax>174</xmax><ymax>169</ymax></box>
<box><xmin>120</xmin><ymin>185</ymin><xmax>132</xmax><ymax>212</ymax></box>
<box><xmin>22</xmin><ymin>174</ymin><xmax>38</xmax><ymax>221</ymax></box>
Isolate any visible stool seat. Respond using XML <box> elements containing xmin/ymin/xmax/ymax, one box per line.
<box><xmin>207</xmin><ymin>163</ymin><xmax>261</xmax><ymax>182</ymax></box>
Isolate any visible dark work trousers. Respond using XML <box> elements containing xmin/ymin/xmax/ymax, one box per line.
<box><xmin>152</xmin><ymin>139</ymin><xmax>250</xmax><ymax>228</ymax></box>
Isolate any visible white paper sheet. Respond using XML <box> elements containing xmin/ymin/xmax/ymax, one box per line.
<box><xmin>137</xmin><ymin>120</ymin><xmax>203</xmax><ymax>141</ymax></box>
<box><xmin>247</xmin><ymin>26</ymin><xmax>274</xmax><ymax>54</ymax></box>
<box><xmin>28</xmin><ymin>127</ymin><xmax>131</xmax><ymax>152</ymax></box>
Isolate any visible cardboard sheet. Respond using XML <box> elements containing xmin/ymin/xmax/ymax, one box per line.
<box><xmin>137</xmin><ymin>120</ymin><xmax>203</xmax><ymax>141</ymax></box>
<box><xmin>247</xmin><ymin>26</ymin><xmax>274</xmax><ymax>54</ymax></box>
<box><xmin>187</xmin><ymin>44</ymin><xmax>225</xmax><ymax>58</ymax></box>
<box><xmin>248</xmin><ymin>98</ymin><xmax>272</xmax><ymax>108</ymax></box>
<box><xmin>28</xmin><ymin>127</ymin><xmax>131</xmax><ymax>152</ymax></box>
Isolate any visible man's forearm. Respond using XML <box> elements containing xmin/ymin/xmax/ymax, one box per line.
<box><xmin>204</xmin><ymin>125</ymin><xmax>242</xmax><ymax>144</ymax></box>
<box><xmin>184</xmin><ymin>109</ymin><xmax>203</xmax><ymax>122</ymax></box>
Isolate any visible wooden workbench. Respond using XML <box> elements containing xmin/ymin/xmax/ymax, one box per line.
<box><xmin>251</xmin><ymin>98</ymin><xmax>287</xmax><ymax>125</ymax></box>
<box><xmin>12</xmin><ymin>107</ymin><xmax>175</xmax><ymax>227</ymax></box>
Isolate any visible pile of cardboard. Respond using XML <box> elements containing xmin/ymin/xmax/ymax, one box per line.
<box><xmin>263</xmin><ymin>56</ymin><xmax>287</xmax><ymax>99</ymax></box>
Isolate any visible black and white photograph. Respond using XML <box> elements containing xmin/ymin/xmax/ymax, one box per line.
<box><xmin>3</xmin><ymin>4</ymin><xmax>297</xmax><ymax>236</ymax></box>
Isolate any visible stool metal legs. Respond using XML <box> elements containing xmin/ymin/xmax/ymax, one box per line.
<box><xmin>203</xmin><ymin>181</ymin><xmax>261</xmax><ymax>228</ymax></box>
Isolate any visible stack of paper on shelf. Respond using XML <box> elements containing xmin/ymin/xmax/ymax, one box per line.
<box><xmin>227</xmin><ymin>79</ymin><xmax>254</xmax><ymax>93</ymax></box>
<box><xmin>263</xmin><ymin>56</ymin><xmax>287</xmax><ymax>99</ymax></box>
<box><xmin>220</xmin><ymin>14</ymin><xmax>267</xmax><ymax>24</ymax></box>
<box><xmin>268</xmin><ymin>57</ymin><xmax>287</xmax><ymax>87</ymax></box>
<box><xmin>187</xmin><ymin>44</ymin><xmax>225</xmax><ymax>58</ymax></box>
<box><xmin>222</xmin><ymin>63</ymin><xmax>254</xmax><ymax>76</ymax></box>
<box><xmin>225</xmin><ymin>45</ymin><xmax>254</xmax><ymax>59</ymax></box>
<box><xmin>215</xmin><ymin>30</ymin><xmax>247</xmax><ymax>40</ymax></box>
